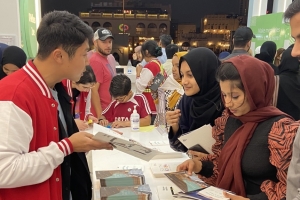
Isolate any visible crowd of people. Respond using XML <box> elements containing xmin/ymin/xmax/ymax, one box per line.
<box><xmin>2</xmin><ymin>1</ymin><xmax>300</xmax><ymax>200</ymax></box>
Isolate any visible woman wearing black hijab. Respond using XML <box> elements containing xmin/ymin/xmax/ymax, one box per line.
<box><xmin>255</xmin><ymin>41</ymin><xmax>278</xmax><ymax>74</ymax></box>
<box><xmin>276</xmin><ymin>47</ymin><xmax>300</xmax><ymax>120</ymax></box>
<box><xmin>0</xmin><ymin>46</ymin><xmax>27</xmax><ymax>79</ymax></box>
<box><xmin>166</xmin><ymin>47</ymin><xmax>223</xmax><ymax>152</ymax></box>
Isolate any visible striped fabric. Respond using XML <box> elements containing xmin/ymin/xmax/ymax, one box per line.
<box><xmin>198</xmin><ymin>110</ymin><xmax>299</xmax><ymax>199</ymax></box>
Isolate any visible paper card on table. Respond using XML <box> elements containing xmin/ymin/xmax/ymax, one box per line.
<box><xmin>92</xmin><ymin>124</ymin><xmax>183</xmax><ymax>161</ymax></box>
<box><xmin>149</xmin><ymin>140</ymin><xmax>166</xmax><ymax>146</ymax></box>
<box><xmin>150</xmin><ymin>161</ymin><xmax>183</xmax><ymax>177</ymax></box>
<box><xmin>197</xmin><ymin>186</ymin><xmax>231</xmax><ymax>200</ymax></box>
<box><xmin>178</xmin><ymin>125</ymin><xmax>214</xmax><ymax>154</ymax></box>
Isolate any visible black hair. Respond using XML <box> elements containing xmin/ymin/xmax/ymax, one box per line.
<box><xmin>182</xmin><ymin>42</ymin><xmax>190</xmax><ymax>47</ymax></box>
<box><xmin>159</xmin><ymin>34</ymin><xmax>172</xmax><ymax>47</ymax></box>
<box><xmin>233</xmin><ymin>39</ymin><xmax>249</xmax><ymax>48</ymax></box>
<box><xmin>216</xmin><ymin>62</ymin><xmax>246</xmax><ymax>107</ymax></box>
<box><xmin>76</xmin><ymin>65</ymin><xmax>96</xmax><ymax>84</ymax></box>
<box><xmin>284</xmin><ymin>0</ymin><xmax>300</xmax><ymax>22</ymax></box>
<box><xmin>36</xmin><ymin>11</ymin><xmax>93</xmax><ymax>60</ymax></box>
<box><xmin>141</xmin><ymin>40</ymin><xmax>163</xmax><ymax>58</ymax></box>
<box><xmin>112</xmin><ymin>52</ymin><xmax>120</xmax><ymax>62</ymax></box>
<box><xmin>216</xmin><ymin>62</ymin><xmax>244</xmax><ymax>92</ymax></box>
<box><xmin>109</xmin><ymin>74</ymin><xmax>131</xmax><ymax>98</ymax></box>
<box><xmin>165</xmin><ymin>44</ymin><xmax>179</xmax><ymax>59</ymax></box>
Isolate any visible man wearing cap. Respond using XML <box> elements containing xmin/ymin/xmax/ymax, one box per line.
<box><xmin>222</xmin><ymin>26</ymin><xmax>256</xmax><ymax>60</ymax></box>
<box><xmin>89</xmin><ymin>28</ymin><xmax>116</xmax><ymax>119</ymax></box>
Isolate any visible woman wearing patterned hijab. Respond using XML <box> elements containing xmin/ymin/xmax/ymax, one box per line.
<box><xmin>154</xmin><ymin>51</ymin><xmax>187</xmax><ymax>127</ymax></box>
<box><xmin>177</xmin><ymin>55</ymin><xmax>299</xmax><ymax>199</ymax></box>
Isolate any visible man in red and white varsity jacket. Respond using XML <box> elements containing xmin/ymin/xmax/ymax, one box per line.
<box><xmin>0</xmin><ymin>11</ymin><xmax>112</xmax><ymax>200</ymax></box>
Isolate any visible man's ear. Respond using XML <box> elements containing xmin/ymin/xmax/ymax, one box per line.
<box><xmin>247</xmin><ymin>40</ymin><xmax>252</xmax><ymax>48</ymax></box>
<box><xmin>52</xmin><ymin>48</ymin><xmax>64</xmax><ymax>64</ymax></box>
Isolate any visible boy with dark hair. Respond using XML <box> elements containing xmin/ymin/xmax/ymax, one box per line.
<box><xmin>0</xmin><ymin>11</ymin><xmax>112</xmax><ymax>200</ymax></box>
<box><xmin>164</xmin><ymin>44</ymin><xmax>179</xmax><ymax>75</ymax></box>
<box><xmin>100</xmin><ymin>74</ymin><xmax>151</xmax><ymax>128</ymax></box>
<box><xmin>158</xmin><ymin>34</ymin><xmax>173</xmax><ymax>64</ymax></box>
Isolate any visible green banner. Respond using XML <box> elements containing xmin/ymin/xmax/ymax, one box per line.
<box><xmin>250</xmin><ymin>12</ymin><xmax>293</xmax><ymax>51</ymax></box>
<box><xmin>19</xmin><ymin>0</ymin><xmax>38</xmax><ymax>58</ymax></box>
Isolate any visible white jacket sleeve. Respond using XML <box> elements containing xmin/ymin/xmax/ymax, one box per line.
<box><xmin>0</xmin><ymin>102</ymin><xmax>66</xmax><ymax>188</ymax></box>
<box><xmin>135</xmin><ymin>68</ymin><xmax>154</xmax><ymax>94</ymax></box>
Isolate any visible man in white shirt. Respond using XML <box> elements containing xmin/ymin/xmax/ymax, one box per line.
<box><xmin>163</xmin><ymin>44</ymin><xmax>179</xmax><ymax>76</ymax></box>
<box><xmin>138</xmin><ymin>34</ymin><xmax>173</xmax><ymax>67</ymax></box>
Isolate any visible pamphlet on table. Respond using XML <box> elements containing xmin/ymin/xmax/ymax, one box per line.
<box><xmin>92</xmin><ymin>124</ymin><xmax>182</xmax><ymax>161</ymax></box>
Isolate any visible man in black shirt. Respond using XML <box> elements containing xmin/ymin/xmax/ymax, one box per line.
<box><xmin>222</xmin><ymin>27</ymin><xmax>256</xmax><ymax>61</ymax></box>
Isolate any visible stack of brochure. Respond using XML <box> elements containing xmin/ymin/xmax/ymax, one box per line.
<box><xmin>96</xmin><ymin>169</ymin><xmax>152</xmax><ymax>200</ymax></box>
<box><xmin>96</xmin><ymin>169</ymin><xmax>145</xmax><ymax>187</ymax></box>
<box><xmin>99</xmin><ymin>185</ymin><xmax>152</xmax><ymax>200</ymax></box>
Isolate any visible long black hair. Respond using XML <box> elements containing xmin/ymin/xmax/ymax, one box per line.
<box><xmin>141</xmin><ymin>40</ymin><xmax>162</xmax><ymax>58</ymax></box>
<box><xmin>76</xmin><ymin>65</ymin><xmax>96</xmax><ymax>84</ymax></box>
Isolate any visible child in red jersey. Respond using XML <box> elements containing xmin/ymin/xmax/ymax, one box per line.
<box><xmin>100</xmin><ymin>74</ymin><xmax>151</xmax><ymax>128</ymax></box>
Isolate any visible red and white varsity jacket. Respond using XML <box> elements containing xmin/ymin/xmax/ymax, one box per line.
<box><xmin>0</xmin><ymin>60</ymin><xmax>73</xmax><ymax>200</ymax></box>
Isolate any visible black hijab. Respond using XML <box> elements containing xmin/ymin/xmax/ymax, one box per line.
<box><xmin>255</xmin><ymin>41</ymin><xmax>278</xmax><ymax>74</ymax></box>
<box><xmin>277</xmin><ymin>47</ymin><xmax>300</xmax><ymax>120</ymax></box>
<box><xmin>0</xmin><ymin>46</ymin><xmax>27</xmax><ymax>79</ymax></box>
<box><xmin>179</xmin><ymin>47</ymin><xmax>223</xmax><ymax>130</ymax></box>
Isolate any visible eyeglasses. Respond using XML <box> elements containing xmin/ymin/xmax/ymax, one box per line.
<box><xmin>114</xmin><ymin>91</ymin><xmax>132</xmax><ymax>102</ymax></box>
<box><xmin>115</xmin><ymin>95</ymin><xmax>128</xmax><ymax>102</ymax></box>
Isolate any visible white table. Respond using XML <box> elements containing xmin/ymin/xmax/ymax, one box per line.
<box><xmin>86</xmin><ymin>125</ymin><xmax>189</xmax><ymax>200</ymax></box>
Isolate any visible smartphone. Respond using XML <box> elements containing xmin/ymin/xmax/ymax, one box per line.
<box><xmin>150</xmin><ymin>73</ymin><xmax>165</xmax><ymax>91</ymax></box>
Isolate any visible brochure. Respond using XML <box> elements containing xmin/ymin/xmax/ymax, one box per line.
<box><xmin>92</xmin><ymin>124</ymin><xmax>183</xmax><ymax>161</ymax></box>
<box><xmin>178</xmin><ymin>125</ymin><xmax>214</xmax><ymax>154</ymax></box>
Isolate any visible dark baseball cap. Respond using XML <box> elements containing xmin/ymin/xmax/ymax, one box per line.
<box><xmin>233</xmin><ymin>27</ymin><xmax>256</xmax><ymax>41</ymax></box>
<box><xmin>94</xmin><ymin>27</ymin><xmax>114</xmax><ymax>41</ymax></box>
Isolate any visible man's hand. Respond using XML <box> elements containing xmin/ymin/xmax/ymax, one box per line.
<box><xmin>176</xmin><ymin>159</ymin><xmax>202</xmax><ymax>176</ymax></box>
<box><xmin>68</xmin><ymin>132</ymin><xmax>113</xmax><ymax>152</ymax></box>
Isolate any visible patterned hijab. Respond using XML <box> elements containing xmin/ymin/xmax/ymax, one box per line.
<box><xmin>168</xmin><ymin>51</ymin><xmax>187</xmax><ymax>109</ymax></box>
<box><xmin>216</xmin><ymin>55</ymin><xmax>289</xmax><ymax>196</ymax></box>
